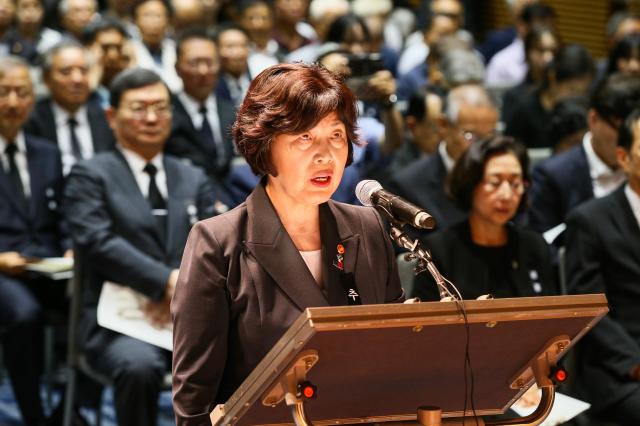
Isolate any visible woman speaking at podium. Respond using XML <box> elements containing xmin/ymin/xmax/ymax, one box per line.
<box><xmin>171</xmin><ymin>62</ymin><xmax>404</xmax><ymax>425</ymax></box>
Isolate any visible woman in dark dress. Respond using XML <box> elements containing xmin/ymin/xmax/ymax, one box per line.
<box><xmin>412</xmin><ymin>135</ymin><xmax>557</xmax><ymax>301</ymax></box>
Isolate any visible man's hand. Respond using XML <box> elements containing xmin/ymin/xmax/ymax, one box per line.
<box><xmin>367</xmin><ymin>70</ymin><xmax>397</xmax><ymax>103</ymax></box>
<box><xmin>143</xmin><ymin>297</ymin><xmax>171</xmax><ymax>329</ymax></box>
<box><xmin>0</xmin><ymin>252</ymin><xmax>27</xmax><ymax>276</ymax></box>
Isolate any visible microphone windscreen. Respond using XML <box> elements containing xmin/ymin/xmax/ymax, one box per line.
<box><xmin>355</xmin><ymin>180</ymin><xmax>382</xmax><ymax>206</ymax></box>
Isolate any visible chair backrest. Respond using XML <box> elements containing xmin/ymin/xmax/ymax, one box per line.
<box><xmin>66</xmin><ymin>247</ymin><xmax>86</xmax><ymax>367</ymax></box>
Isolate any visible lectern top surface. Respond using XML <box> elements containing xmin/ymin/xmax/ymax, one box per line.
<box><xmin>212</xmin><ymin>294</ymin><xmax>607</xmax><ymax>426</ymax></box>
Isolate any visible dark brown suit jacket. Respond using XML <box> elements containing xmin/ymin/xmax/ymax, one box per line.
<box><xmin>171</xmin><ymin>183</ymin><xmax>404</xmax><ymax>425</ymax></box>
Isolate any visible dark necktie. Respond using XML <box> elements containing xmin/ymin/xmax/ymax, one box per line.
<box><xmin>143</xmin><ymin>163</ymin><xmax>167</xmax><ymax>244</ymax></box>
<box><xmin>67</xmin><ymin>117</ymin><xmax>84</xmax><ymax>160</ymax></box>
<box><xmin>4</xmin><ymin>143</ymin><xmax>28</xmax><ymax>211</ymax></box>
<box><xmin>198</xmin><ymin>105</ymin><xmax>216</xmax><ymax>149</ymax></box>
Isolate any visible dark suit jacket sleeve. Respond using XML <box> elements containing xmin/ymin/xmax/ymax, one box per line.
<box><xmin>566</xmin><ymin>208</ymin><xmax>640</xmax><ymax>378</ymax></box>
<box><xmin>529</xmin><ymin>163</ymin><xmax>564</xmax><ymax>233</ymax></box>
<box><xmin>172</xmin><ymin>220</ymin><xmax>230</xmax><ymax>426</ymax></box>
<box><xmin>63</xmin><ymin>162</ymin><xmax>172</xmax><ymax>300</ymax></box>
<box><xmin>195</xmin><ymin>169</ymin><xmax>218</xmax><ymax>220</ymax></box>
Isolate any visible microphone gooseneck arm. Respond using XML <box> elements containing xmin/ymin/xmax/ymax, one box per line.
<box><xmin>371</xmin><ymin>203</ymin><xmax>459</xmax><ymax>301</ymax></box>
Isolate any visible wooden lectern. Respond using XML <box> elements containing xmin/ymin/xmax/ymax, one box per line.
<box><xmin>210</xmin><ymin>294</ymin><xmax>608</xmax><ymax>426</ymax></box>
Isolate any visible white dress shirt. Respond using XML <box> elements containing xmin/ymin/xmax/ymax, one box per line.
<box><xmin>0</xmin><ymin>131</ymin><xmax>31</xmax><ymax>197</ymax></box>
<box><xmin>177</xmin><ymin>92</ymin><xmax>224</xmax><ymax>147</ymax></box>
<box><xmin>485</xmin><ymin>38</ymin><xmax>527</xmax><ymax>88</ymax></box>
<box><xmin>119</xmin><ymin>147</ymin><xmax>167</xmax><ymax>200</ymax></box>
<box><xmin>625</xmin><ymin>184</ymin><xmax>640</xmax><ymax>231</ymax></box>
<box><xmin>583</xmin><ymin>132</ymin><xmax>626</xmax><ymax>198</ymax></box>
<box><xmin>131</xmin><ymin>37</ymin><xmax>182</xmax><ymax>92</ymax></box>
<box><xmin>438</xmin><ymin>140</ymin><xmax>455</xmax><ymax>172</ymax></box>
<box><xmin>52</xmin><ymin>102</ymin><xmax>95</xmax><ymax>175</ymax></box>
<box><xmin>222</xmin><ymin>72</ymin><xmax>251</xmax><ymax>107</ymax></box>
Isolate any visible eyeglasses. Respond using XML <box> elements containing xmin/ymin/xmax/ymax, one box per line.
<box><xmin>123</xmin><ymin>101</ymin><xmax>172</xmax><ymax>119</ymax></box>
<box><xmin>182</xmin><ymin>58</ymin><xmax>219</xmax><ymax>71</ymax></box>
<box><xmin>0</xmin><ymin>86</ymin><xmax>33</xmax><ymax>99</ymax></box>
<box><xmin>482</xmin><ymin>177</ymin><xmax>526</xmax><ymax>195</ymax></box>
<box><xmin>458</xmin><ymin>129</ymin><xmax>495</xmax><ymax>144</ymax></box>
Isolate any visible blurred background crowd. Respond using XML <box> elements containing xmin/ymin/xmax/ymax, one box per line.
<box><xmin>2</xmin><ymin>0</ymin><xmax>640</xmax><ymax>425</ymax></box>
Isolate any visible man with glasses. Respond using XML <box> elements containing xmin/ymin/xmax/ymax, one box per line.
<box><xmin>63</xmin><ymin>67</ymin><xmax>218</xmax><ymax>426</ymax></box>
<box><xmin>168</xmin><ymin>28</ymin><xmax>236</xmax><ymax>182</ymax></box>
<box><xmin>529</xmin><ymin>73</ymin><xmax>640</xmax><ymax>235</ymax></box>
<box><xmin>389</xmin><ymin>84</ymin><xmax>498</xmax><ymax>232</ymax></box>
<box><xmin>0</xmin><ymin>55</ymin><xmax>67</xmax><ymax>426</ymax></box>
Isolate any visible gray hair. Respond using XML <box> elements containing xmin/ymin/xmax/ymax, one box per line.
<box><xmin>440</xmin><ymin>49</ymin><xmax>485</xmax><ymax>87</ymax></box>
<box><xmin>445</xmin><ymin>84</ymin><xmax>494</xmax><ymax>124</ymax></box>
<box><xmin>58</xmin><ymin>0</ymin><xmax>98</xmax><ymax>16</ymax></box>
<box><xmin>606</xmin><ymin>11</ymin><xmax>640</xmax><ymax>39</ymax></box>
<box><xmin>0</xmin><ymin>55</ymin><xmax>32</xmax><ymax>79</ymax></box>
<box><xmin>40</xmin><ymin>39</ymin><xmax>91</xmax><ymax>76</ymax></box>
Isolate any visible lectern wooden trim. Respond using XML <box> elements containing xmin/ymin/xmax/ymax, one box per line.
<box><xmin>210</xmin><ymin>294</ymin><xmax>608</xmax><ymax>426</ymax></box>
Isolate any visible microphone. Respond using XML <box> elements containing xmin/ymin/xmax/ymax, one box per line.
<box><xmin>355</xmin><ymin>180</ymin><xmax>436</xmax><ymax>230</ymax></box>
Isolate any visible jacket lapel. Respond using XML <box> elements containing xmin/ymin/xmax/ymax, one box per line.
<box><xmin>611</xmin><ymin>186</ymin><xmax>640</xmax><ymax>266</ymax></box>
<box><xmin>322</xmin><ymin>202</ymin><xmax>379</xmax><ymax>305</ymax></box>
<box><xmin>112</xmin><ymin>151</ymin><xmax>167</xmax><ymax>251</ymax></box>
<box><xmin>244</xmin><ymin>183</ymin><xmax>328</xmax><ymax>310</ymax></box>
<box><xmin>0</xmin><ymin>169</ymin><xmax>28</xmax><ymax>218</ymax></box>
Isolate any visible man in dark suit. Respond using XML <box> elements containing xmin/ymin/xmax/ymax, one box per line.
<box><xmin>63</xmin><ymin>68</ymin><xmax>218</xmax><ymax>426</ymax></box>
<box><xmin>566</xmin><ymin>109</ymin><xmax>640</xmax><ymax>425</ymax></box>
<box><xmin>25</xmin><ymin>40</ymin><xmax>115</xmax><ymax>175</ymax></box>
<box><xmin>167</xmin><ymin>27</ymin><xmax>236</xmax><ymax>181</ymax></box>
<box><xmin>212</xmin><ymin>23</ymin><xmax>252</xmax><ymax>107</ymax></box>
<box><xmin>0</xmin><ymin>55</ymin><xmax>67</xmax><ymax>426</ymax></box>
<box><xmin>528</xmin><ymin>73</ymin><xmax>640</xmax><ymax>234</ymax></box>
<box><xmin>388</xmin><ymin>84</ymin><xmax>498</xmax><ymax>232</ymax></box>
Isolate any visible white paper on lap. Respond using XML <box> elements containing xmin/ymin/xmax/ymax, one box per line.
<box><xmin>97</xmin><ymin>281</ymin><xmax>173</xmax><ymax>351</ymax></box>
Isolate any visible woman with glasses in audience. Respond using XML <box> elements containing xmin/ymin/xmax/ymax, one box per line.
<box><xmin>171</xmin><ymin>62</ymin><xmax>404</xmax><ymax>426</ymax></box>
<box><xmin>412</xmin><ymin>135</ymin><xmax>557</xmax><ymax>301</ymax></box>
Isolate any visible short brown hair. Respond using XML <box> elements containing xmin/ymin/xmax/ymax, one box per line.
<box><xmin>233</xmin><ymin>62</ymin><xmax>361</xmax><ymax>176</ymax></box>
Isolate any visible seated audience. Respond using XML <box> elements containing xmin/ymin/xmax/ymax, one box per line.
<box><xmin>389</xmin><ymin>84</ymin><xmax>498</xmax><ymax>232</ymax></box>
<box><xmin>168</xmin><ymin>28</ymin><xmax>236</xmax><ymax>182</ymax></box>
<box><xmin>83</xmin><ymin>16</ymin><xmax>133</xmax><ymax>108</ymax></box>
<box><xmin>566</xmin><ymin>109</ymin><xmax>640</xmax><ymax>426</ymax></box>
<box><xmin>238</xmin><ymin>0</ymin><xmax>281</xmax><ymax>77</ymax></box>
<box><xmin>6</xmin><ymin>0</ymin><xmax>62</xmax><ymax>64</ymax></box>
<box><xmin>528</xmin><ymin>73</ymin><xmax>640</xmax><ymax>233</ymax></box>
<box><xmin>412</xmin><ymin>136</ymin><xmax>555</xmax><ymax>301</ymax></box>
<box><xmin>397</xmin><ymin>0</ymin><xmax>463</xmax><ymax>77</ymax></box>
<box><xmin>485</xmin><ymin>3</ymin><xmax>555</xmax><ymax>89</ymax></box>
<box><xmin>63</xmin><ymin>68</ymin><xmax>218</xmax><ymax>426</ymax></box>
<box><xmin>547</xmin><ymin>96</ymin><xmax>588</xmax><ymax>153</ymax></box>
<box><xmin>129</xmin><ymin>0</ymin><xmax>181</xmax><ymax>91</ymax></box>
<box><xmin>607</xmin><ymin>33</ymin><xmax>640</xmax><ymax>78</ymax></box>
<box><xmin>59</xmin><ymin>0</ymin><xmax>98</xmax><ymax>41</ymax></box>
<box><xmin>504</xmin><ymin>44</ymin><xmax>594</xmax><ymax>149</ymax></box>
<box><xmin>501</xmin><ymin>25</ymin><xmax>560</xmax><ymax>124</ymax></box>
<box><xmin>25</xmin><ymin>40</ymin><xmax>115</xmax><ymax>175</ymax></box>
<box><xmin>272</xmin><ymin>0</ymin><xmax>316</xmax><ymax>56</ymax></box>
<box><xmin>212</xmin><ymin>23</ymin><xmax>252</xmax><ymax>107</ymax></box>
<box><xmin>0</xmin><ymin>55</ymin><xmax>67</xmax><ymax>426</ymax></box>
<box><xmin>0</xmin><ymin>0</ymin><xmax>13</xmax><ymax>55</ymax></box>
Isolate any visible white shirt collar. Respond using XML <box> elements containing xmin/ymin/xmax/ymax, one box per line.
<box><xmin>625</xmin><ymin>183</ymin><xmax>640</xmax><ymax>230</ymax></box>
<box><xmin>51</xmin><ymin>101</ymin><xmax>88</xmax><ymax>127</ymax></box>
<box><xmin>119</xmin><ymin>146</ymin><xmax>164</xmax><ymax>174</ymax></box>
<box><xmin>438</xmin><ymin>140</ymin><xmax>455</xmax><ymax>172</ymax></box>
<box><xmin>583</xmin><ymin>131</ymin><xmax>617</xmax><ymax>179</ymax></box>
<box><xmin>178</xmin><ymin>91</ymin><xmax>216</xmax><ymax>117</ymax></box>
